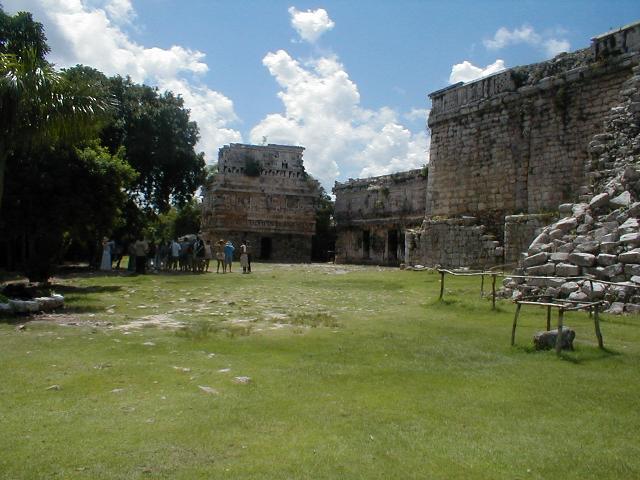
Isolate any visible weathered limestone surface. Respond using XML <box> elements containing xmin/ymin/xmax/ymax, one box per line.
<box><xmin>201</xmin><ymin>144</ymin><xmax>321</xmax><ymax>262</ymax></box>
<box><xmin>333</xmin><ymin>170</ymin><xmax>427</xmax><ymax>265</ymax></box>
<box><xmin>503</xmin><ymin>30</ymin><xmax>640</xmax><ymax>313</ymax></box>
<box><xmin>408</xmin><ymin>20</ymin><xmax>640</xmax><ymax>269</ymax></box>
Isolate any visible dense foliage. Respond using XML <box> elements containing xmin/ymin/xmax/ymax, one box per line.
<box><xmin>0</xmin><ymin>7</ymin><xmax>206</xmax><ymax>281</ymax></box>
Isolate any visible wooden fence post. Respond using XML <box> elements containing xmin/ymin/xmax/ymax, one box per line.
<box><xmin>439</xmin><ymin>270</ymin><xmax>445</xmax><ymax>301</ymax></box>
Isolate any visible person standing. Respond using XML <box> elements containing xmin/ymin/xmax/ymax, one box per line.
<box><xmin>170</xmin><ymin>238</ymin><xmax>180</xmax><ymax>270</ymax></box>
<box><xmin>134</xmin><ymin>237</ymin><xmax>149</xmax><ymax>274</ymax></box>
<box><xmin>224</xmin><ymin>240</ymin><xmax>235</xmax><ymax>273</ymax></box>
<box><xmin>240</xmin><ymin>241</ymin><xmax>249</xmax><ymax>274</ymax></box>
<box><xmin>215</xmin><ymin>240</ymin><xmax>225</xmax><ymax>273</ymax></box>
<box><xmin>246</xmin><ymin>240</ymin><xmax>252</xmax><ymax>273</ymax></box>
<box><xmin>204</xmin><ymin>240</ymin><xmax>213</xmax><ymax>272</ymax></box>
<box><xmin>100</xmin><ymin>237</ymin><xmax>113</xmax><ymax>271</ymax></box>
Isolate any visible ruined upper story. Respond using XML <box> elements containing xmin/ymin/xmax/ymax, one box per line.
<box><xmin>202</xmin><ymin>143</ymin><xmax>321</xmax><ymax>236</ymax></box>
<box><xmin>333</xmin><ymin>169</ymin><xmax>427</xmax><ymax>226</ymax></box>
<box><xmin>425</xmin><ymin>20</ymin><xmax>640</xmax><ymax>219</ymax></box>
<box><xmin>429</xmin><ymin>20</ymin><xmax>640</xmax><ymax>125</ymax></box>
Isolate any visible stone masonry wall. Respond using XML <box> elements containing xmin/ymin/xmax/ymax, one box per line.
<box><xmin>333</xmin><ymin>169</ymin><xmax>427</xmax><ymax>265</ymax></box>
<box><xmin>201</xmin><ymin>143</ymin><xmax>320</xmax><ymax>262</ymax></box>
<box><xmin>408</xmin><ymin>21</ymin><xmax>640</xmax><ymax>269</ymax></box>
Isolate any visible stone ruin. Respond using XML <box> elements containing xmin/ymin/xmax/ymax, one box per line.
<box><xmin>405</xmin><ymin>20</ymin><xmax>640</xmax><ymax>276</ymax></box>
<box><xmin>332</xmin><ymin>169</ymin><xmax>427</xmax><ymax>265</ymax></box>
<box><xmin>503</xmin><ymin>56</ymin><xmax>640</xmax><ymax>314</ymax></box>
<box><xmin>201</xmin><ymin>143</ymin><xmax>321</xmax><ymax>262</ymax></box>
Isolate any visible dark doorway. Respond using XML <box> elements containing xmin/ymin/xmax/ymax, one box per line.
<box><xmin>362</xmin><ymin>230</ymin><xmax>370</xmax><ymax>259</ymax></box>
<box><xmin>399</xmin><ymin>231</ymin><xmax>406</xmax><ymax>262</ymax></box>
<box><xmin>260</xmin><ymin>237</ymin><xmax>272</xmax><ymax>260</ymax></box>
<box><xmin>388</xmin><ymin>229</ymin><xmax>398</xmax><ymax>263</ymax></box>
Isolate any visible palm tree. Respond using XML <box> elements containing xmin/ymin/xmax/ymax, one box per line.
<box><xmin>0</xmin><ymin>9</ymin><xmax>109</xmax><ymax>210</ymax></box>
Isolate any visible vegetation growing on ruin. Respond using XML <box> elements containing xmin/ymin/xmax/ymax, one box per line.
<box><xmin>1</xmin><ymin>264</ymin><xmax>639</xmax><ymax>479</ymax></box>
<box><xmin>244</xmin><ymin>156</ymin><xmax>262</xmax><ymax>177</ymax></box>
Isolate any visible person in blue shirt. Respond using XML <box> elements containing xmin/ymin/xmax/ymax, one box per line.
<box><xmin>224</xmin><ymin>240</ymin><xmax>235</xmax><ymax>273</ymax></box>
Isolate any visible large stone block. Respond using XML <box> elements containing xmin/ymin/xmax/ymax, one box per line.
<box><xmin>597</xmin><ymin>253</ymin><xmax>618</xmax><ymax>266</ymax></box>
<box><xmin>526</xmin><ymin>263</ymin><xmax>556</xmax><ymax>276</ymax></box>
<box><xmin>523</xmin><ymin>252</ymin><xmax>549</xmax><ymax>268</ymax></box>
<box><xmin>556</xmin><ymin>263</ymin><xmax>580</xmax><ymax>276</ymax></box>
<box><xmin>568</xmin><ymin>253</ymin><xmax>596</xmax><ymax>267</ymax></box>
<box><xmin>619</xmin><ymin>249</ymin><xmax>640</xmax><ymax>264</ymax></box>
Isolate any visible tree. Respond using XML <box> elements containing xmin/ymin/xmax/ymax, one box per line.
<box><xmin>0</xmin><ymin>9</ymin><xmax>109</xmax><ymax>210</ymax></box>
<box><xmin>101</xmin><ymin>77</ymin><xmax>206</xmax><ymax>213</ymax></box>
<box><xmin>0</xmin><ymin>141</ymin><xmax>136</xmax><ymax>281</ymax></box>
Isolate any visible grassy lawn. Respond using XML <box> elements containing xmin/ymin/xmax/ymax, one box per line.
<box><xmin>1</xmin><ymin>263</ymin><xmax>639</xmax><ymax>479</ymax></box>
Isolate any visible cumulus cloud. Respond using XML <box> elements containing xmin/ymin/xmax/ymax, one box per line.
<box><xmin>250</xmin><ymin>50</ymin><xmax>428</xmax><ymax>188</ymax></box>
<box><xmin>449</xmin><ymin>59</ymin><xmax>506</xmax><ymax>84</ymax></box>
<box><xmin>4</xmin><ymin>0</ymin><xmax>242</xmax><ymax>160</ymax></box>
<box><xmin>484</xmin><ymin>24</ymin><xmax>570</xmax><ymax>57</ymax></box>
<box><xmin>288</xmin><ymin>7</ymin><xmax>335</xmax><ymax>43</ymax></box>
<box><xmin>404</xmin><ymin>108</ymin><xmax>430</xmax><ymax>123</ymax></box>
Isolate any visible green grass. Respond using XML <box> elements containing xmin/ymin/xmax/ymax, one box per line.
<box><xmin>1</xmin><ymin>264</ymin><xmax>639</xmax><ymax>479</ymax></box>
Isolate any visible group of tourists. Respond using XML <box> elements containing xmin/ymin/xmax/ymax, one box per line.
<box><xmin>100</xmin><ymin>235</ymin><xmax>252</xmax><ymax>274</ymax></box>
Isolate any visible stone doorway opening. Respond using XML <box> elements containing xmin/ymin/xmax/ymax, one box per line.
<box><xmin>388</xmin><ymin>229</ymin><xmax>399</xmax><ymax>263</ymax></box>
<box><xmin>260</xmin><ymin>237</ymin><xmax>272</xmax><ymax>260</ymax></box>
<box><xmin>362</xmin><ymin>230</ymin><xmax>370</xmax><ymax>259</ymax></box>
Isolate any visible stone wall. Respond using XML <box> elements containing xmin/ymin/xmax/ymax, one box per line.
<box><xmin>406</xmin><ymin>218</ymin><xmax>501</xmax><ymax>269</ymax></box>
<box><xmin>408</xmin><ymin>20</ymin><xmax>640</xmax><ymax>268</ymax></box>
<box><xmin>504</xmin><ymin>213</ymin><xmax>557</xmax><ymax>265</ymax></box>
<box><xmin>333</xmin><ymin>169</ymin><xmax>427</xmax><ymax>265</ymax></box>
<box><xmin>201</xmin><ymin>143</ymin><xmax>321</xmax><ymax>262</ymax></box>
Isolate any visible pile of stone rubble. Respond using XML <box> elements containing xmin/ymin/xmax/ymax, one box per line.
<box><xmin>0</xmin><ymin>294</ymin><xmax>65</xmax><ymax>315</ymax></box>
<box><xmin>503</xmin><ymin>65</ymin><xmax>640</xmax><ymax>314</ymax></box>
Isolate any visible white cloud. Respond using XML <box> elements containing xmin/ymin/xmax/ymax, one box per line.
<box><xmin>404</xmin><ymin>108</ymin><xmax>430</xmax><ymax>123</ymax></box>
<box><xmin>250</xmin><ymin>50</ymin><xmax>428</xmax><ymax>189</ymax></box>
<box><xmin>288</xmin><ymin>7</ymin><xmax>335</xmax><ymax>43</ymax></box>
<box><xmin>449</xmin><ymin>59</ymin><xmax>506</xmax><ymax>84</ymax></box>
<box><xmin>484</xmin><ymin>24</ymin><xmax>570</xmax><ymax>57</ymax></box>
<box><xmin>543</xmin><ymin>38</ymin><xmax>571</xmax><ymax>57</ymax></box>
<box><xmin>104</xmin><ymin>0</ymin><xmax>135</xmax><ymax>24</ymax></box>
<box><xmin>4</xmin><ymin>0</ymin><xmax>242</xmax><ymax>160</ymax></box>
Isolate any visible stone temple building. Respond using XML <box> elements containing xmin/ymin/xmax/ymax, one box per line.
<box><xmin>332</xmin><ymin>169</ymin><xmax>427</xmax><ymax>265</ymax></box>
<box><xmin>406</xmin><ymin>20</ymin><xmax>640</xmax><ymax>269</ymax></box>
<box><xmin>201</xmin><ymin>143</ymin><xmax>321</xmax><ymax>262</ymax></box>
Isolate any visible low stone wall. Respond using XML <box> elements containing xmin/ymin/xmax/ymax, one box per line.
<box><xmin>504</xmin><ymin>213</ymin><xmax>557</xmax><ymax>265</ymax></box>
<box><xmin>405</xmin><ymin>217</ymin><xmax>502</xmax><ymax>268</ymax></box>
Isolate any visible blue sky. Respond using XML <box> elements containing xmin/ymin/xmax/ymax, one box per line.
<box><xmin>5</xmin><ymin>0</ymin><xmax>640</xmax><ymax>190</ymax></box>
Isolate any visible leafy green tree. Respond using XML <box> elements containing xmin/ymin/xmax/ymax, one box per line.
<box><xmin>0</xmin><ymin>9</ymin><xmax>109</xmax><ymax>210</ymax></box>
<box><xmin>1</xmin><ymin>141</ymin><xmax>136</xmax><ymax>281</ymax></box>
<box><xmin>101</xmin><ymin>77</ymin><xmax>206</xmax><ymax>213</ymax></box>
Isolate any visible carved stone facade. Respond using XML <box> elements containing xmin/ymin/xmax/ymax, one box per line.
<box><xmin>407</xmin><ymin>20</ymin><xmax>640</xmax><ymax>268</ymax></box>
<box><xmin>333</xmin><ymin>169</ymin><xmax>427</xmax><ymax>265</ymax></box>
<box><xmin>201</xmin><ymin>144</ymin><xmax>321</xmax><ymax>262</ymax></box>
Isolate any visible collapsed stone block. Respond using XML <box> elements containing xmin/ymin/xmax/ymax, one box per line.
<box><xmin>534</xmin><ymin>327</ymin><xmax>575</xmax><ymax>350</ymax></box>
<box><xmin>568</xmin><ymin>253</ymin><xmax>597</xmax><ymax>267</ymax></box>
<box><xmin>556</xmin><ymin>263</ymin><xmax>581</xmax><ymax>276</ymax></box>
<box><xmin>619</xmin><ymin>249</ymin><xmax>640</xmax><ymax>263</ymax></box>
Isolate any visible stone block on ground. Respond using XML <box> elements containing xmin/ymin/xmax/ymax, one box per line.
<box><xmin>550</xmin><ymin>252</ymin><xmax>570</xmax><ymax>262</ymax></box>
<box><xmin>610</xmin><ymin>191</ymin><xmax>631</xmax><ymax>208</ymax></box>
<box><xmin>589</xmin><ymin>192</ymin><xmax>610</xmax><ymax>210</ymax></box>
<box><xmin>556</xmin><ymin>263</ymin><xmax>581</xmax><ymax>277</ymax></box>
<box><xmin>533</xmin><ymin>327</ymin><xmax>575</xmax><ymax>351</ymax></box>
<box><xmin>625</xmin><ymin>304</ymin><xmax>640</xmax><ymax>314</ymax></box>
<box><xmin>555</xmin><ymin>217</ymin><xmax>578</xmax><ymax>232</ymax></box>
<box><xmin>568</xmin><ymin>291</ymin><xmax>589</xmax><ymax>302</ymax></box>
<box><xmin>597</xmin><ymin>253</ymin><xmax>618</xmax><ymax>266</ymax></box>
<box><xmin>560</xmin><ymin>282</ymin><xmax>580</xmax><ymax>295</ymax></box>
<box><xmin>619</xmin><ymin>232</ymin><xmax>640</xmax><ymax>246</ymax></box>
<box><xmin>619</xmin><ymin>249</ymin><xmax>640</xmax><ymax>263</ymax></box>
<box><xmin>523</xmin><ymin>252</ymin><xmax>549</xmax><ymax>268</ymax></box>
<box><xmin>606</xmin><ymin>302</ymin><xmax>625</xmax><ymax>314</ymax></box>
<box><xmin>575</xmin><ymin>241</ymin><xmax>600</xmax><ymax>254</ymax></box>
<box><xmin>568</xmin><ymin>253</ymin><xmax>596</xmax><ymax>267</ymax></box>
<box><xmin>526</xmin><ymin>263</ymin><xmax>556</xmax><ymax>276</ymax></box>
